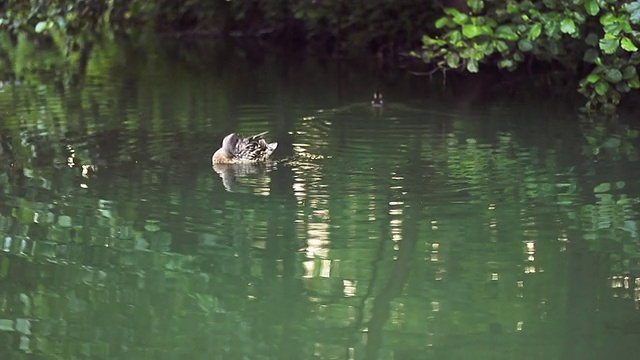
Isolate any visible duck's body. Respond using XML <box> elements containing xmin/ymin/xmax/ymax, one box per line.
<box><xmin>371</xmin><ymin>91</ymin><xmax>383</xmax><ymax>107</ymax></box>
<box><xmin>212</xmin><ymin>131</ymin><xmax>278</xmax><ymax>164</ymax></box>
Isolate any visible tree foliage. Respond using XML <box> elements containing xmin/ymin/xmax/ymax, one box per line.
<box><xmin>0</xmin><ymin>0</ymin><xmax>436</xmax><ymax>55</ymax></box>
<box><xmin>416</xmin><ymin>0</ymin><xmax>640</xmax><ymax>112</ymax></box>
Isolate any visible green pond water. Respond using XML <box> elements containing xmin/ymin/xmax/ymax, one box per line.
<box><xmin>1</xmin><ymin>38</ymin><xmax>640</xmax><ymax>360</ymax></box>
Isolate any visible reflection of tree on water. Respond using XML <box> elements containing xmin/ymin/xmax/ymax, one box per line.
<box><xmin>361</xmin><ymin>132</ymin><xmax>423</xmax><ymax>359</ymax></box>
<box><xmin>0</xmin><ymin>132</ymin><xmax>27</xmax><ymax>196</ymax></box>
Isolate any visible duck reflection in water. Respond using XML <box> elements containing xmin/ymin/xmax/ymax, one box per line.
<box><xmin>213</xmin><ymin>162</ymin><xmax>273</xmax><ymax>192</ymax></box>
<box><xmin>212</xmin><ymin>132</ymin><xmax>278</xmax><ymax>192</ymax></box>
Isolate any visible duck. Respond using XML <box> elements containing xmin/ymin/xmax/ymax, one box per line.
<box><xmin>212</xmin><ymin>131</ymin><xmax>278</xmax><ymax>164</ymax></box>
<box><xmin>371</xmin><ymin>91</ymin><xmax>383</xmax><ymax>107</ymax></box>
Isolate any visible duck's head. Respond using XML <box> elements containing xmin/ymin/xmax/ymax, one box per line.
<box><xmin>221</xmin><ymin>133</ymin><xmax>240</xmax><ymax>155</ymax></box>
<box><xmin>371</xmin><ymin>91</ymin><xmax>383</xmax><ymax>107</ymax></box>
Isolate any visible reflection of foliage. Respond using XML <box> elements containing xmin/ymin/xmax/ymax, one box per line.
<box><xmin>574</xmin><ymin>118</ymin><xmax>640</xmax><ymax>275</ymax></box>
<box><xmin>581</xmin><ymin>117</ymin><xmax>640</xmax><ymax>160</ymax></box>
<box><xmin>586</xmin><ymin>181</ymin><xmax>640</xmax><ymax>273</ymax></box>
<box><xmin>443</xmin><ymin>130</ymin><xmax>567</xmax><ymax>204</ymax></box>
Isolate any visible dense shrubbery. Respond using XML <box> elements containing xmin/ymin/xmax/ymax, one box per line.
<box><xmin>1</xmin><ymin>0</ymin><xmax>639</xmax><ymax>112</ymax></box>
<box><xmin>0</xmin><ymin>1</ymin><xmax>435</xmax><ymax>54</ymax></box>
<box><xmin>417</xmin><ymin>0</ymin><xmax>640</xmax><ymax>113</ymax></box>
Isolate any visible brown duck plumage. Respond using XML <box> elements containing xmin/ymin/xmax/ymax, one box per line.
<box><xmin>212</xmin><ymin>132</ymin><xmax>278</xmax><ymax>164</ymax></box>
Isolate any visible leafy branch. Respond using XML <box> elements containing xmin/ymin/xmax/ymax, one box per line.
<box><xmin>416</xmin><ymin>0</ymin><xmax>640</xmax><ymax>113</ymax></box>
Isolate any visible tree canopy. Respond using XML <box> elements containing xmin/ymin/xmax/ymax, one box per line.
<box><xmin>418</xmin><ymin>0</ymin><xmax>640</xmax><ymax>113</ymax></box>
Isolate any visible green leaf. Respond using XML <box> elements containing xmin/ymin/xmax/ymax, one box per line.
<box><xmin>467</xmin><ymin>0</ymin><xmax>484</xmax><ymax>13</ymax></box>
<box><xmin>293</xmin><ymin>9</ymin><xmax>305</xmax><ymax>19</ymax></box>
<box><xmin>621</xmin><ymin>18</ymin><xmax>633</xmax><ymax>33</ymax></box>
<box><xmin>621</xmin><ymin>37</ymin><xmax>638</xmax><ymax>51</ymax></box>
<box><xmin>444</xmin><ymin>8</ymin><xmax>461</xmax><ymax>16</ymax></box>
<box><xmin>435</xmin><ymin>17</ymin><xmax>449</xmax><ymax>29</ymax></box>
<box><xmin>498</xmin><ymin>59</ymin><xmax>514</xmax><ymax>69</ymax></box>
<box><xmin>600</xmin><ymin>13</ymin><xmax>616</xmax><ymax>26</ymax></box>
<box><xmin>55</xmin><ymin>16</ymin><xmax>65</xmax><ymax>28</ymax></box>
<box><xmin>600</xmin><ymin>13</ymin><xmax>624</xmax><ymax>36</ymax></box>
<box><xmin>585</xmin><ymin>32</ymin><xmax>599</xmax><ymax>46</ymax></box>
<box><xmin>495</xmin><ymin>25</ymin><xmax>518</xmax><ymax>41</ymax></box>
<box><xmin>453</xmin><ymin>12</ymin><xmax>469</xmax><ymax>25</ymax></box>
<box><xmin>528</xmin><ymin>23</ymin><xmax>542</xmax><ymax>40</ymax></box>
<box><xmin>595</xmin><ymin>80</ymin><xmax>609</xmax><ymax>95</ymax></box>
<box><xmin>449</xmin><ymin>30</ymin><xmax>462</xmax><ymax>44</ymax></box>
<box><xmin>560</xmin><ymin>18</ymin><xmax>577</xmax><ymax>35</ymax></box>
<box><xmin>477</xmin><ymin>40</ymin><xmax>494</xmax><ymax>56</ymax></box>
<box><xmin>422</xmin><ymin>35</ymin><xmax>446</xmax><ymax>46</ymax></box>
<box><xmin>574</xmin><ymin>12</ymin><xmax>586</xmax><ymax>24</ymax></box>
<box><xmin>494</xmin><ymin>40</ymin><xmax>509</xmax><ymax>53</ymax></box>
<box><xmin>622</xmin><ymin>65</ymin><xmax>637</xmax><ymax>79</ymax></box>
<box><xmin>604</xmin><ymin>68</ymin><xmax>623</xmax><ymax>83</ymax></box>
<box><xmin>586</xmin><ymin>73</ymin><xmax>601</xmax><ymax>83</ymax></box>
<box><xmin>481</xmin><ymin>25</ymin><xmax>494</xmax><ymax>36</ymax></box>
<box><xmin>35</xmin><ymin>21</ymin><xmax>48</xmax><ymax>33</ymax></box>
<box><xmin>629</xmin><ymin>2</ymin><xmax>640</xmax><ymax>24</ymax></box>
<box><xmin>423</xmin><ymin>35</ymin><xmax>443</xmax><ymax>46</ymax></box>
<box><xmin>594</xmin><ymin>56</ymin><xmax>602</xmax><ymax>66</ymax></box>
<box><xmin>604</xmin><ymin>23</ymin><xmax>623</xmax><ymax>37</ymax></box>
<box><xmin>599</xmin><ymin>38</ymin><xmax>619</xmax><ymax>54</ymax></box>
<box><xmin>462</xmin><ymin>24</ymin><xmax>481</xmax><ymax>38</ymax></box>
<box><xmin>544</xmin><ymin>21</ymin><xmax>560</xmax><ymax>38</ymax></box>
<box><xmin>548</xmin><ymin>41</ymin><xmax>561</xmax><ymax>55</ymax></box>
<box><xmin>513</xmin><ymin>51</ymin><xmax>524</xmax><ymax>62</ymax></box>
<box><xmin>583</xmin><ymin>48</ymin><xmax>599</xmax><ymax>63</ymax></box>
<box><xmin>585</xmin><ymin>0</ymin><xmax>600</xmax><ymax>16</ymax></box>
<box><xmin>518</xmin><ymin>39</ymin><xmax>534</xmax><ymax>52</ymax></box>
<box><xmin>616</xmin><ymin>82</ymin><xmax>631</xmax><ymax>92</ymax></box>
<box><xmin>445</xmin><ymin>52</ymin><xmax>460</xmax><ymax>68</ymax></box>
<box><xmin>466</xmin><ymin>59</ymin><xmax>479</xmax><ymax>73</ymax></box>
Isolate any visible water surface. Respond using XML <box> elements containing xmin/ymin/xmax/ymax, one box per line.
<box><xmin>0</xmin><ymin>38</ymin><xmax>640</xmax><ymax>360</ymax></box>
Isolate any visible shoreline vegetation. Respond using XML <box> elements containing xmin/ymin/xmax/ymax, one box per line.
<box><xmin>1</xmin><ymin>0</ymin><xmax>640</xmax><ymax>114</ymax></box>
